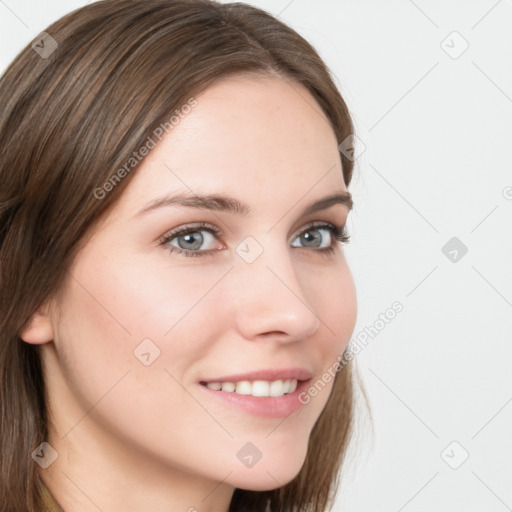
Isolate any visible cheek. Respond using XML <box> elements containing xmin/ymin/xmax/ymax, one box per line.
<box><xmin>53</xmin><ymin>253</ymin><xmax>232</xmax><ymax>406</ymax></box>
<box><xmin>52</xmin><ymin>258</ymin><xmax>228</xmax><ymax>463</ymax></box>
<box><xmin>64</xmin><ymin>247</ymin><xmax>231</xmax><ymax>347</ymax></box>
<box><xmin>309</xmin><ymin>258</ymin><xmax>357</xmax><ymax>358</ymax></box>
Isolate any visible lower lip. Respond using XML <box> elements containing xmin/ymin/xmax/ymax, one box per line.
<box><xmin>198</xmin><ymin>379</ymin><xmax>311</xmax><ymax>418</ymax></box>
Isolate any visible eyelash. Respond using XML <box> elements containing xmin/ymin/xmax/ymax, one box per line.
<box><xmin>159</xmin><ymin>221</ymin><xmax>350</xmax><ymax>258</ymax></box>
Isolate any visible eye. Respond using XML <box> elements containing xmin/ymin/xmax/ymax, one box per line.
<box><xmin>291</xmin><ymin>222</ymin><xmax>350</xmax><ymax>252</ymax></box>
<box><xmin>160</xmin><ymin>221</ymin><xmax>350</xmax><ymax>258</ymax></box>
<box><xmin>160</xmin><ymin>222</ymin><xmax>222</xmax><ymax>257</ymax></box>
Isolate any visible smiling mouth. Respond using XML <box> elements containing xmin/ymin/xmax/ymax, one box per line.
<box><xmin>199</xmin><ymin>378</ymin><xmax>300</xmax><ymax>398</ymax></box>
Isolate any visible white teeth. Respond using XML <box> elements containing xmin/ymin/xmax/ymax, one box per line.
<box><xmin>269</xmin><ymin>379</ymin><xmax>284</xmax><ymax>397</ymax></box>
<box><xmin>252</xmin><ymin>380</ymin><xmax>269</xmax><ymax>397</ymax></box>
<box><xmin>221</xmin><ymin>382</ymin><xmax>235</xmax><ymax>392</ymax></box>
<box><xmin>204</xmin><ymin>379</ymin><xmax>298</xmax><ymax>397</ymax></box>
<box><xmin>235</xmin><ymin>381</ymin><xmax>252</xmax><ymax>395</ymax></box>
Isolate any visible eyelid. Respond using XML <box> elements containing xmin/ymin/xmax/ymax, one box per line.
<box><xmin>159</xmin><ymin>221</ymin><xmax>222</xmax><ymax>244</ymax></box>
<box><xmin>291</xmin><ymin>220</ymin><xmax>344</xmax><ymax>240</ymax></box>
<box><xmin>291</xmin><ymin>221</ymin><xmax>350</xmax><ymax>250</ymax></box>
<box><xmin>160</xmin><ymin>220</ymin><xmax>344</xmax><ymax>242</ymax></box>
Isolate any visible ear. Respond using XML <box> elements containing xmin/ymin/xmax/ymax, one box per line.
<box><xmin>19</xmin><ymin>303</ymin><xmax>54</xmax><ymax>345</ymax></box>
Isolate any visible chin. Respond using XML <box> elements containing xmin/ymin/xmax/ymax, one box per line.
<box><xmin>226</xmin><ymin>448</ymin><xmax>307</xmax><ymax>492</ymax></box>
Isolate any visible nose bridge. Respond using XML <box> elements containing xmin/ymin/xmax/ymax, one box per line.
<box><xmin>231</xmin><ymin>237</ymin><xmax>320</xmax><ymax>340</ymax></box>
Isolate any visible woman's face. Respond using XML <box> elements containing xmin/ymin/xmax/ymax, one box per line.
<box><xmin>41</xmin><ymin>74</ymin><xmax>357</xmax><ymax>494</ymax></box>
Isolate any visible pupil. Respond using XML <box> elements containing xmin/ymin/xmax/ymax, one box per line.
<box><xmin>178</xmin><ymin>232</ymin><xmax>203</xmax><ymax>250</ymax></box>
<box><xmin>302</xmin><ymin>230</ymin><xmax>321</xmax><ymax>247</ymax></box>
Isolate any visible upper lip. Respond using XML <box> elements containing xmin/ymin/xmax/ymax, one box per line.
<box><xmin>200</xmin><ymin>368</ymin><xmax>313</xmax><ymax>384</ymax></box>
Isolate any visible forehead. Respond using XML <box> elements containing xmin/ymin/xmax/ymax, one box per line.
<box><xmin>117</xmin><ymin>74</ymin><xmax>346</xmax><ymax>214</ymax></box>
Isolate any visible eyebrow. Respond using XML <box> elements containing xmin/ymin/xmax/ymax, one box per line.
<box><xmin>134</xmin><ymin>191</ymin><xmax>353</xmax><ymax>218</ymax></box>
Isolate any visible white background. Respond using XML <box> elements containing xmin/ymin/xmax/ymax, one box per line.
<box><xmin>1</xmin><ymin>1</ymin><xmax>511</xmax><ymax>511</ymax></box>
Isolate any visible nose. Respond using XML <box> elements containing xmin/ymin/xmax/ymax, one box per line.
<box><xmin>230</xmin><ymin>244</ymin><xmax>321</xmax><ymax>343</ymax></box>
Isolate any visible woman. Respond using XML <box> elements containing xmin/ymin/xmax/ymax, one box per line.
<box><xmin>0</xmin><ymin>1</ymin><xmax>364</xmax><ymax>510</ymax></box>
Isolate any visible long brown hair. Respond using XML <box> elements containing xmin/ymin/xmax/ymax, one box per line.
<box><xmin>0</xmin><ymin>1</ymin><xmax>362</xmax><ymax>510</ymax></box>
